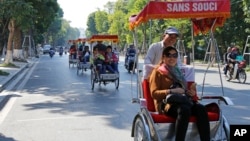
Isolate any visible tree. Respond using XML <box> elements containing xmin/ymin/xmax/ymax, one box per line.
<box><xmin>86</xmin><ymin>12</ymin><xmax>98</xmax><ymax>37</ymax></box>
<box><xmin>95</xmin><ymin>10</ymin><xmax>109</xmax><ymax>34</ymax></box>
<box><xmin>1</xmin><ymin>0</ymin><xmax>35</xmax><ymax>64</ymax></box>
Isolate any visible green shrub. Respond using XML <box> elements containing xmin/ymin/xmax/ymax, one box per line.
<box><xmin>0</xmin><ymin>63</ymin><xmax>19</xmax><ymax>68</ymax></box>
<box><xmin>0</xmin><ymin>70</ymin><xmax>9</xmax><ymax>76</ymax></box>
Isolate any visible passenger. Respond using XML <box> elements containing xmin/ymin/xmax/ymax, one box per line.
<box><xmin>82</xmin><ymin>46</ymin><xmax>91</xmax><ymax>63</ymax></box>
<box><xmin>69</xmin><ymin>43</ymin><xmax>77</xmax><ymax>59</ymax></box>
<box><xmin>104</xmin><ymin>45</ymin><xmax>119</xmax><ymax>73</ymax></box>
<box><xmin>143</xmin><ymin>26</ymin><xmax>180</xmax><ymax>79</ymax></box>
<box><xmin>149</xmin><ymin>46</ymin><xmax>210</xmax><ymax>141</ymax></box>
<box><xmin>90</xmin><ymin>46</ymin><xmax>105</xmax><ymax>77</ymax></box>
<box><xmin>223</xmin><ymin>47</ymin><xmax>231</xmax><ymax>76</ymax></box>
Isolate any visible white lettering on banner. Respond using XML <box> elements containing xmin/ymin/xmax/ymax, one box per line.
<box><xmin>192</xmin><ymin>2</ymin><xmax>217</xmax><ymax>12</ymax></box>
<box><xmin>166</xmin><ymin>2</ymin><xmax>218</xmax><ymax>12</ymax></box>
<box><xmin>167</xmin><ymin>3</ymin><xmax>190</xmax><ymax>12</ymax></box>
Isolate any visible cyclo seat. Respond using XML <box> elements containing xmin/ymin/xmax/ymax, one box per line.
<box><xmin>142</xmin><ymin>79</ymin><xmax>220</xmax><ymax>123</ymax></box>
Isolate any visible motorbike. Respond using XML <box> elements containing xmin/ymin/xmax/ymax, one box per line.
<box><xmin>49</xmin><ymin>50</ymin><xmax>55</xmax><ymax>58</ymax></box>
<box><xmin>125</xmin><ymin>53</ymin><xmax>137</xmax><ymax>73</ymax></box>
<box><xmin>226</xmin><ymin>57</ymin><xmax>247</xmax><ymax>83</ymax></box>
<box><xmin>59</xmin><ymin>49</ymin><xmax>63</xmax><ymax>56</ymax></box>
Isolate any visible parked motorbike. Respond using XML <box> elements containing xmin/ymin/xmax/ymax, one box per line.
<box><xmin>125</xmin><ymin>53</ymin><xmax>136</xmax><ymax>73</ymax></box>
<box><xmin>226</xmin><ymin>58</ymin><xmax>247</xmax><ymax>83</ymax></box>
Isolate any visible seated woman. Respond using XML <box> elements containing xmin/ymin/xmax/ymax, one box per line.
<box><xmin>90</xmin><ymin>46</ymin><xmax>105</xmax><ymax>77</ymax></box>
<box><xmin>69</xmin><ymin>44</ymin><xmax>77</xmax><ymax>59</ymax></box>
<box><xmin>149</xmin><ymin>46</ymin><xmax>210</xmax><ymax>141</ymax></box>
<box><xmin>104</xmin><ymin>45</ymin><xmax>119</xmax><ymax>73</ymax></box>
<box><xmin>82</xmin><ymin>45</ymin><xmax>91</xmax><ymax>63</ymax></box>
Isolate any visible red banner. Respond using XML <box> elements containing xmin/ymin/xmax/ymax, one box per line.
<box><xmin>129</xmin><ymin>0</ymin><xmax>230</xmax><ymax>32</ymax></box>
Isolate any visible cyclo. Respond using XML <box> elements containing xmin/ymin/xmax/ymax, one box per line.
<box><xmin>88</xmin><ymin>35</ymin><xmax>120</xmax><ymax>90</ymax></box>
<box><xmin>68</xmin><ymin>40</ymin><xmax>78</xmax><ymax>68</ymax></box>
<box><xmin>129</xmin><ymin>0</ymin><xmax>233</xmax><ymax>140</ymax></box>
<box><xmin>75</xmin><ymin>38</ymin><xmax>92</xmax><ymax>75</ymax></box>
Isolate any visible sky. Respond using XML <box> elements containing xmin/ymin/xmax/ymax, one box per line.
<box><xmin>57</xmin><ymin>0</ymin><xmax>116</xmax><ymax>29</ymax></box>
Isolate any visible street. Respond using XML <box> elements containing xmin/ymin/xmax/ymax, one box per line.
<box><xmin>0</xmin><ymin>53</ymin><xmax>249</xmax><ymax>141</ymax></box>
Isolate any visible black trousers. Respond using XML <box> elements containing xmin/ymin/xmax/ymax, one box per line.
<box><xmin>166</xmin><ymin>103</ymin><xmax>210</xmax><ymax>141</ymax></box>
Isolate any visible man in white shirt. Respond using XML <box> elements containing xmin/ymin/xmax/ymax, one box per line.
<box><xmin>143</xmin><ymin>27</ymin><xmax>180</xmax><ymax>79</ymax></box>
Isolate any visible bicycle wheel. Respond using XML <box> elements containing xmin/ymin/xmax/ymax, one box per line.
<box><xmin>133</xmin><ymin>117</ymin><xmax>150</xmax><ymax>141</ymax></box>
<box><xmin>91</xmin><ymin>69</ymin><xmax>95</xmax><ymax>90</ymax></box>
<box><xmin>77</xmin><ymin>63</ymin><xmax>80</xmax><ymax>75</ymax></box>
<box><xmin>115</xmin><ymin>77</ymin><xmax>119</xmax><ymax>89</ymax></box>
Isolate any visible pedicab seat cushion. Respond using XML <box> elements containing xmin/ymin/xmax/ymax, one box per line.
<box><xmin>142</xmin><ymin>79</ymin><xmax>220</xmax><ymax>123</ymax></box>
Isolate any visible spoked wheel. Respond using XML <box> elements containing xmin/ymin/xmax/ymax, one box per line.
<box><xmin>133</xmin><ymin>117</ymin><xmax>149</xmax><ymax>141</ymax></box>
<box><xmin>91</xmin><ymin>69</ymin><xmax>95</xmax><ymax>90</ymax></box>
<box><xmin>222</xmin><ymin>115</ymin><xmax>230</xmax><ymax>141</ymax></box>
<box><xmin>77</xmin><ymin>63</ymin><xmax>80</xmax><ymax>75</ymax></box>
<box><xmin>115</xmin><ymin>77</ymin><xmax>119</xmax><ymax>89</ymax></box>
<box><xmin>238</xmin><ymin>70</ymin><xmax>246</xmax><ymax>83</ymax></box>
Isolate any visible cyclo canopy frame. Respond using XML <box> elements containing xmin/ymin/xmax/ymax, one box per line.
<box><xmin>129</xmin><ymin>0</ymin><xmax>231</xmax><ymax>100</ymax></box>
<box><xmin>129</xmin><ymin>1</ymin><xmax>232</xmax><ymax>141</ymax></box>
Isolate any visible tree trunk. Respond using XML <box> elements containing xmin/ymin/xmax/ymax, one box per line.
<box><xmin>4</xmin><ymin>19</ymin><xmax>15</xmax><ymax>64</ymax></box>
<box><xmin>13</xmin><ymin>26</ymin><xmax>25</xmax><ymax>61</ymax></box>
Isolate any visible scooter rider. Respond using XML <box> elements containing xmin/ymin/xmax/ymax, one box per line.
<box><xmin>59</xmin><ymin>46</ymin><xmax>64</xmax><ymax>56</ymax></box>
<box><xmin>227</xmin><ymin>47</ymin><xmax>240</xmax><ymax>78</ymax></box>
<box><xmin>125</xmin><ymin>44</ymin><xmax>136</xmax><ymax>66</ymax></box>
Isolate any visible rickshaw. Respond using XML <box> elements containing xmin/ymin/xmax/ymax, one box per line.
<box><xmin>88</xmin><ymin>34</ymin><xmax>120</xmax><ymax>90</ymax></box>
<box><xmin>129</xmin><ymin>0</ymin><xmax>233</xmax><ymax>140</ymax></box>
<box><xmin>76</xmin><ymin>38</ymin><xmax>91</xmax><ymax>75</ymax></box>
<box><xmin>68</xmin><ymin>39</ymin><xmax>78</xmax><ymax>68</ymax></box>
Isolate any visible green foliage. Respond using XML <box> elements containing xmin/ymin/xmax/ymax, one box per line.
<box><xmin>0</xmin><ymin>70</ymin><xmax>9</xmax><ymax>76</ymax></box>
<box><xmin>0</xmin><ymin>63</ymin><xmax>19</xmax><ymax>68</ymax></box>
<box><xmin>95</xmin><ymin>11</ymin><xmax>109</xmax><ymax>33</ymax></box>
<box><xmin>86</xmin><ymin>13</ymin><xmax>98</xmax><ymax>36</ymax></box>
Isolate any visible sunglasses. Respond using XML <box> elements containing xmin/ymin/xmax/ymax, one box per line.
<box><xmin>165</xmin><ymin>53</ymin><xmax>178</xmax><ymax>58</ymax></box>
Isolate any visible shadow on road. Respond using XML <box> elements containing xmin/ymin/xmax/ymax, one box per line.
<box><xmin>0</xmin><ymin>133</ymin><xmax>17</xmax><ymax>141</ymax></box>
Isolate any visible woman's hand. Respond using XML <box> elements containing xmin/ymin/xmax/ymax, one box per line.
<box><xmin>185</xmin><ymin>90</ymin><xmax>195</xmax><ymax>97</ymax></box>
<box><xmin>171</xmin><ymin>88</ymin><xmax>185</xmax><ymax>94</ymax></box>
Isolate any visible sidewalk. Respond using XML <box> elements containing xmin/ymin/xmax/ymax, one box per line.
<box><xmin>0</xmin><ymin>57</ymin><xmax>37</xmax><ymax>91</ymax></box>
<box><xmin>0</xmin><ymin>57</ymin><xmax>38</xmax><ymax>110</ymax></box>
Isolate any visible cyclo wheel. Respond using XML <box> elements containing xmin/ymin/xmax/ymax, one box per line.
<box><xmin>222</xmin><ymin>115</ymin><xmax>230</xmax><ymax>141</ymax></box>
<box><xmin>115</xmin><ymin>77</ymin><xmax>119</xmax><ymax>89</ymax></box>
<box><xmin>133</xmin><ymin>117</ymin><xmax>149</xmax><ymax>141</ymax></box>
<box><xmin>238</xmin><ymin>70</ymin><xmax>247</xmax><ymax>83</ymax></box>
<box><xmin>77</xmin><ymin>62</ymin><xmax>80</xmax><ymax>75</ymax></box>
<box><xmin>91</xmin><ymin>68</ymin><xmax>95</xmax><ymax>90</ymax></box>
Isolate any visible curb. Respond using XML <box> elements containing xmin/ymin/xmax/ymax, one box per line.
<box><xmin>0</xmin><ymin>63</ymin><xmax>29</xmax><ymax>92</ymax></box>
<box><xmin>0</xmin><ymin>61</ymin><xmax>35</xmax><ymax>111</ymax></box>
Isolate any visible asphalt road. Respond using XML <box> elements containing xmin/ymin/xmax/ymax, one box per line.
<box><xmin>0</xmin><ymin>53</ymin><xmax>249</xmax><ymax>141</ymax></box>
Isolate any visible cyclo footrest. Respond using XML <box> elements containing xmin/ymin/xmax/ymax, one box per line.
<box><xmin>100</xmin><ymin>74</ymin><xmax>119</xmax><ymax>80</ymax></box>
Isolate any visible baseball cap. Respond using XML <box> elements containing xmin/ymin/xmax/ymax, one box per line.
<box><xmin>164</xmin><ymin>27</ymin><xmax>179</xmax><ymax>36</ymax></box>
